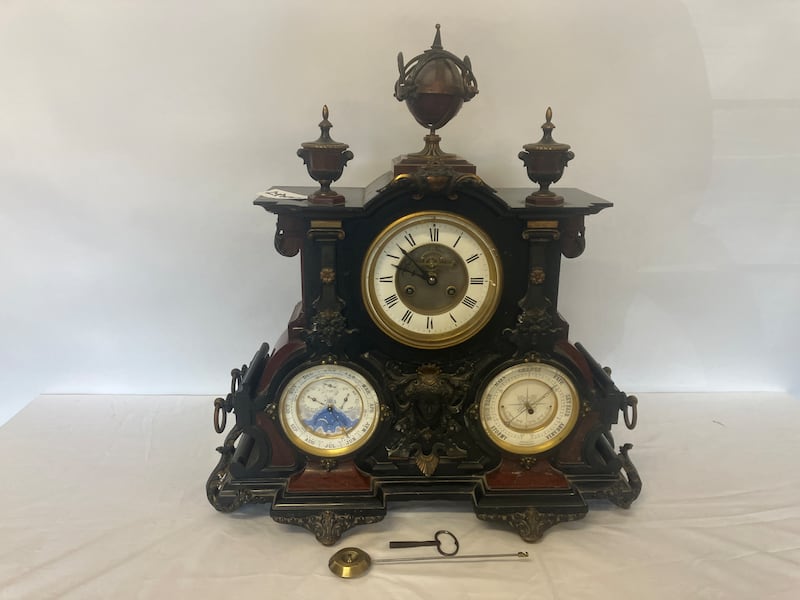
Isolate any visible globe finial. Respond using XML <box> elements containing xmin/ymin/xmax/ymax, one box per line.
<box><xmin>392</xmin><ymin>25</ymin><xmax>479</xmax><ymax>174</ymax></box>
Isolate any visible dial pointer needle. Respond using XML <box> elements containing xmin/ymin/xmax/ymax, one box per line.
<box><xmin>532</xmin><ymin>389</ymin><xmax>554</xmax><ymax>406</ymax></box>
<box><xmin>392</xmin><ymin>263</ymin><xmax>425</xmax><ymax>279</ymax></box>
<box><xmin>398</xmin><ymin>245</ymin><xmax>429</xmax><ymax>280</ymax></box>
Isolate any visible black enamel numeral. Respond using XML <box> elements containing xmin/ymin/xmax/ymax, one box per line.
<box><xmin>429</xmin><ymin>226</ymin><xmax>439</xmax><ymax>242</ymax></box>
<box><xmin>466</xmin><ymin>254</ymin><xmax>480</xmax><ymax>264</ymax></box>
<box><xmin>384</xmin><ymin>294</ymin><xmax>400</xmax><ymax>309</ymax></box>
<box><xmin>404</xmin><ymin>233</ymin><xmax>417</xmax><ymax>247</ymax></box>
<box><xmin>462</xmin><ymin>296</ymin><xmax>478</xmax><ymax>309</ymax></box>
<box><xmin>470</xmin><ymin>277</ymin><xmax>485</xmax><ymax>285</ymax></box>
<box><xmin>401</xmin><ymin>310</ymin><xmax>413</xmax><ymax>324</ymax></box>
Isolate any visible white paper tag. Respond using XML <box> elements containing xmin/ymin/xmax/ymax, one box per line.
<box><xmin>259</xmin><ymin>188</ymin><xmax>308</xmax><ymax>200</ymax></box>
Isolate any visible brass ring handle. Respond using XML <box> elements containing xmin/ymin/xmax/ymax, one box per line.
<box><xmin>213</xmin><ymin>397</ymin><xmax>227</xmax><ymax>434</ymax></box>
<box><xmin>230</xmin><ymin>368</ymin><xmax>243</xmax><ymax>395</ymax></box>
<box><xmin>623</xmin><ymin>395</ymin><xmax>638</xmax><ymax>430</ymax></box>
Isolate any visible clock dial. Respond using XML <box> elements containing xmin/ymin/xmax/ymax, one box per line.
<box><xmin>479</xmin><ymin>362</ymin><xmax>580</xmax><ymax>455</ymax></box>
<box><xmin>278</xmin><ymin>364</ymin><xmax>381</xmax><ymax>458</ymax></box>
<box><xmin>361</xmin><ymin>211</ymin><xmax>502</xmax><ymax>349</ymax></box>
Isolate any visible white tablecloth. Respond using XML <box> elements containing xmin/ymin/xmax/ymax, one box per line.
<box><xmin>1</xmin><ymin>393</ymin><xmax>798</xmax><ymax>599</ymax></box>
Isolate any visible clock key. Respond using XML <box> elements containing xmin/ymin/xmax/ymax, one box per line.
<box><xmin>388</xmin><ymin>529</ymin><xmax>460</xmax><ymax>556</ymax></box>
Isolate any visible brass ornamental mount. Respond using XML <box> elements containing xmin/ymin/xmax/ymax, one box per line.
<box><xmin>518</xmin><ymin>107</ymin><xmax>575</xmax><ymax>206</ymax></box>
<box><xmin>297</xmin><ymin>105</ymin><xmax>354</xmax><ymax>206</ymax></box>
<box><xmin>394</xmin><ymin>24</ymin><xmax>478</xmax><ymax>162</ymax></box>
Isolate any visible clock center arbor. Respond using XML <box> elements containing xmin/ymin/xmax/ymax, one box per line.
<box><xmin>207</xmin><ymin>26</ymin><xmax>640</xmax><ymax>546</ymax></box>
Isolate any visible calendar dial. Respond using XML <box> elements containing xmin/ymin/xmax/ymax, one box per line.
<box><xmin>278</xmin><ymin>364</ymin><xmax>381</xmax><ymax>458</ymax></box>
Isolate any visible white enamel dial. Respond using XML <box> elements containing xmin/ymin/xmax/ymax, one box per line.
<box><xmin>479</xmin><ymin>362</ymin><xmax>580</xmax><ymax>455</ymax></box>
<box><xmin>278</xmin><ymin>364</ymin><xmax>381</xmax><ymax>458</ymax></box>
<box><xmin>361</xmin><ymin>211</ymin><xmax>502</xmax><ymax>349</ymax></box>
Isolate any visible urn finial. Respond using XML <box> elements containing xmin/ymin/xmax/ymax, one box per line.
<box><xmin>518</xmin><ymin>107</ymin><xmax>575</xmax><ymax>206</ymax></box>
<box><xmin>296</xmin><ymin>105</ymin><xmax>354</xmax><ymax>206</ymax></box>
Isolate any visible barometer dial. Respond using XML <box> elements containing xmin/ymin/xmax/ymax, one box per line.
<box><xmin>479</xmin><ymin>362</ymin><xmax>580</xmax><ymax>455</ymax></box>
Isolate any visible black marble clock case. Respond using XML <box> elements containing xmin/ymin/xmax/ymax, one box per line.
<box><xmin>206</xmin><ymin>171</ymin><xmax>640</xmax><ymax>545</ymax></box>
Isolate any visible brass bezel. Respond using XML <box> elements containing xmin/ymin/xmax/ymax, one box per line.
<box><xmin>478</xmin><ymin>362</ymin><xmax>580</xmax><ymax>455</ymax></box>
<box><xmin>277</xmin><ymin>364</ymin><xmax>381</xmax><ymax>458</ymax></box>
<box><xmin>361</xmin><ymin>210</ymin><xmax>502</xmax><ymax>349</ymax></box>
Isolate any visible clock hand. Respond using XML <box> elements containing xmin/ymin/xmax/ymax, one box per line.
<box><xmin>398</xmin><ymin>246</ymin><xmax>428</xmax><ymax>276</ymax></box>
<box><xmin>392</xmin><ymin>263</ymin><xmax>427</xmax><ymax>281</ymax></box>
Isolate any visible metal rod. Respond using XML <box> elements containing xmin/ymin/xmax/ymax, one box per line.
<box><xmin>373</xmin><ymin>551</ymin><xmax>529</xmax><ymax>565</ymax></box>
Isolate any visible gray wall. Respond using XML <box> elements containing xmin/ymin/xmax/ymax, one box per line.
<box><xmin>1</xmin><ymin>0</ymin><xmax>798</xmax><ymax>424</ymax></box>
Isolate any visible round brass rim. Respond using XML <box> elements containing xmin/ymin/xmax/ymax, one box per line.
<box><xmin>278</xmin><ymin>365</ymin><xmax>381</xmax><ymax>458</ymax></box>
<box><xmin>479</xmin><ymin>362</ymin><xmax>580</xmax><ymax>455</ymax></box>
<box><xmin>361</xmin><ymin>210</ymin><xmax>502</xmax><ymax>349</ymax></box>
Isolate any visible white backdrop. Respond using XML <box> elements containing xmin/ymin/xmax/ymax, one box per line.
<box><xmin>1</xmin><ymin>0</ymin><xmax>798</xmax><ymax>424</ymax></box>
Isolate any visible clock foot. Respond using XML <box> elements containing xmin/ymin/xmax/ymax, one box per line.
<box><xmin>475</xmin><ymin>507</ymin><xmax>586</xmax><ymax>543</ymax></box>
<box><xmin>473</xmin><ymin>484</ymin><xmax>588</xmax><ymax>542</ymax></box>
<box><xmin>271</xmin><ymin>508</ymin><xmax>386</xmax><ymax>546</ymax></box>
<box><xmin>271</xmin><ymin>483</ymin><xmax>386</xmax><ymax>545</ymax></box>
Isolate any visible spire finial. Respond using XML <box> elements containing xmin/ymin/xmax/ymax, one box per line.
<box><xmin>317</xmin><ymin>104</ymin><xmax>333</xmax><ymax>142</ymax></box>
<box><xmin>540</xmin><ymin>106</ymin><xmax>555</xmax><ymax>141</ymax></box>
<box><xmin>431</xmin><ymin>24</ymin><xmax>443</xmax><ymax>50</ymax></box>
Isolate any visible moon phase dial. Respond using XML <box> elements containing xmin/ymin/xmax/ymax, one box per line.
<box><xmin>278</xmin><ymin>364</ymin><xmax>381</xmax><ymax>458</ymax></box>
<box><xmin>362</xmin><ymin>211</ymin><xmax>502</xmax><ymax>349</ymax></box>
<box><xmin>479</xmin><ymin>362</ymin><xmax>580</xmax><ymax>455</ymax></box>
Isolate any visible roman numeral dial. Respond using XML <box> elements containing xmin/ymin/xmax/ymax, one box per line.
<box><xmin>362</xmin><ymin>211</ymin><xmax>503</xmax><ymax>349</ymax></box>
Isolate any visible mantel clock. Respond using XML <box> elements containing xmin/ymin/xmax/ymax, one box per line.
<box><xmin>207</xmin><ymin>26</ymin><xmax>641</xmax><ymax>546</ymax></box>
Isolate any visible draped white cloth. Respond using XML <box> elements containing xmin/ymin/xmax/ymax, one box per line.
<box><xmin>1</xmin><ymin>393</ymin><xmax>798</xmax><ymax>599</ymax></box>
